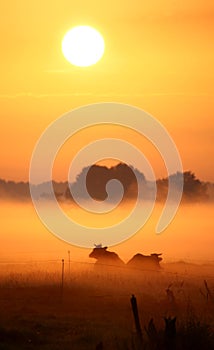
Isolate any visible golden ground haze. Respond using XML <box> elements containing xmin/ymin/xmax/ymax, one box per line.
<box><xmin>0</xmin><ymin>201</ymin><xmax>213</xmax><ymax>263</ymax></box>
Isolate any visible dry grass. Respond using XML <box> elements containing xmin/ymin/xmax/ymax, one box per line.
<box><xmin>0</xmin><ymin>262</ymin><xmax>213</xmax><ymax>349</ymax></box>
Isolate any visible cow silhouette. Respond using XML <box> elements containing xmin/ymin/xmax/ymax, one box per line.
<box><xmin>89</xmin><ymin>246</ymin><xmax>125</xmax><ymax>267</ymax></box>
<box><xmin>126</xmin><ymin>253</ymin><xmax>162</xmax><ymax>271</ymax></box>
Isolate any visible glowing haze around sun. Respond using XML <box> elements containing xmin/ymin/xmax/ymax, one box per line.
<box><xmin>62</xmin><ymin>26</ymin><xmax>105</xmax><ymax>67</ymax></box>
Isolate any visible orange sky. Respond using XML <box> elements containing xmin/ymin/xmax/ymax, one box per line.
<box><xmin>0</xmin><ymin>1</ymin><xmax>214</xmax><ymax>182</ymax></box>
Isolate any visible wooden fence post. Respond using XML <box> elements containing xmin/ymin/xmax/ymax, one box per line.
<box><xmin>61</xmin><ymin>259</ymin><xmax>64</xmax><ymax>298</ymax></box>
<box><xmin>164</xmin><ymin>316</ymin><xmax>176</xmax><ymax>350</ymax></box>
<box><xmin>68</xmin><ymin>250</ymin><xmax>71</xmax><ymax>277</ymax></box>
<box><xmin>130</xmin><ymin>294</ymin><xmax>143</xmax><ymax>348</ymax></box>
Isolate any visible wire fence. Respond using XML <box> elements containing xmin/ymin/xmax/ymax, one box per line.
<box><xmin>0</xmin><ymin>257</ymin><xmax>213</xmax><ymax>280</ymax></box>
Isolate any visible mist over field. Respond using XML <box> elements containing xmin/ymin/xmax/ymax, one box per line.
<box><xmin>0</xmin><ymin>200</ymin><xmax>213</xmax><ymax>265</ymax></box>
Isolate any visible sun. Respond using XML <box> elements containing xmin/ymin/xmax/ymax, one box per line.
<box><xmin>62</xmin><ymin>26</ymin><xmax>105</xmax><ymax>67</ymax></box>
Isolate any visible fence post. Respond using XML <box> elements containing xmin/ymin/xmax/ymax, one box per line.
<box><xmin>61</xmin><ymin>259</ymin><xmax>64</xmax><ymax>299</ymax></box>
<box><xmin>68</xmin><ymin>250</ymin><xmax>70</xmax><ymax>277</ymax></box>
<box><xmin>164</xmin><ymin>316</ymin><xmax>176</xmax><ymax>350</ymax></box>
<box><xmin>130</xmin><ymin>294</ymin><xmax>143</xmax><ymax>348</ymax></box>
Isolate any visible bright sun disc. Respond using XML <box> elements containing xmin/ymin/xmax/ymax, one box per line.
<box><xmin>62</xmin><ymin>26</ymin><xmax>105</xmax><ymax>67</ymax></box>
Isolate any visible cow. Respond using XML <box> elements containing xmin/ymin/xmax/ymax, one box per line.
<box><xmin>126</xmin><ymin>253</ymin><xmax>162</xmax><ymax>271</ymax></box>
<box><xmin>89</xmin><ymin>246</ymin><xmax>125</xmax><ymax>267</ymax></box>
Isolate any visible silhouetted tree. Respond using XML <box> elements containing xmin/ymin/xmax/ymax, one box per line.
<box><xmin>65</xmin><ymin>162</ymin><xmax>146</xmax><ymax>201</ymax></box>
<box><xmin>156</xmin><ymin>171</ymin><xmax>208</xmax><ymax>202</ymax></box>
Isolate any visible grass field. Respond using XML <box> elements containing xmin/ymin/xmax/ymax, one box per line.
<box><xmin>0</xmin><ymin>261</ymin><xmax>213</xmax><ymax>349</ymax></box>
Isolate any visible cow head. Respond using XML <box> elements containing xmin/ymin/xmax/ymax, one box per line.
<box><xmin>151</xmin><ymin>253</ymin><xmax>163</xmax><ymax>262</ymax></box>
<box><xmin>89</xmin><ymin>246</ymin><xmax>108</xmax><ymax>259</ymax></box>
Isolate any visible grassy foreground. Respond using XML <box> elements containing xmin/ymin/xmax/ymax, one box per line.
<box><xmin>0</xmin><ymin>262</ymin><xmax>213</xmax><ymax>349</ymax></box>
